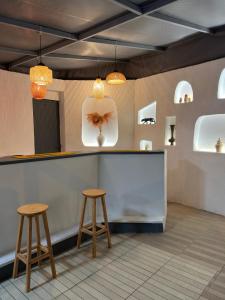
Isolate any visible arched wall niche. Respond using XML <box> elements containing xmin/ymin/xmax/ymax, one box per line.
<box><xmin>217</xmin><ymin>68</ymin><xmax>225</xmax><ymax>99</ymax></box>
<box><xmin>193</xmin><ymin>114</ymin><xmax>225</xmax><ymax>153</ymax></box>
<box><xmin>82</xmin><ymin>96</ymin><xmax>118</xmax><ymax>147</ymax></box>
<box><xmin>174</xmin><ymin>80</ymin><xmax>193</xmax><ymax>104</ymax></box>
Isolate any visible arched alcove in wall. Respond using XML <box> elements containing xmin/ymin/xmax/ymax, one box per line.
<box><xmin>193</xmin><ymin>114</ymin><xmax>225</xmax><ymax>153</ymax></box>
<box><xmin>82</xmin><ymin>96</ymin><xmax>118</xmax><ymax>147</ymax></box>
<box><xmin>217</xmin><ymin>68</ymin><xmax>225</xmax><ymax>99</ymax></box>
<box><xmin>174</xmin><ymin>80</ymin><xmax>193</xmax><ymax>104</ymax></box>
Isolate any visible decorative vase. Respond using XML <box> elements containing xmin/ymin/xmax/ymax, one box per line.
<box><xmin>215</xmin><ymin>138</ymin><xmax>223</xmax><ymax>153</ymax></box>
<box><xmin>97</xmin><ymin>128</ymin><xmax>105</xmax><ymax>147</ymax></box>
<box><xmin>145</xmin><ymin>144</ymin><xmax>149</xmax><ymax>151</ymax></box>
<box><xmin>168</xmin><ymin>124</ymin><xmax>176</xmax><ymax>146</ymax></box>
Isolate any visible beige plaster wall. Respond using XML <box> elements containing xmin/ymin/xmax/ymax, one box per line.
<box><xmin>63</xmin><ymin>80</ymin><xmax>135</xmax><ymax>151</ymax></box>
<box><xmin>134</xmin><ymin>57</ymin><xmax>225</xmax><ymax>215</ymax></box>
<box><xmin>0</xmin><ymin>69</ymin><xmax>134</xmax><ymax>156</ymax></box>
<box><xmin>0</xmin><ymin>70</ymin><xmax>34</xmax><ymax>156</ymax></box>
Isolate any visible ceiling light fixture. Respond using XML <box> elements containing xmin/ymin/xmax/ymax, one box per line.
<box><xmin>31</xmin><ymin>82</ymin><xmax>47</xmax><ymax>100</ymax></box>
<box><xmin>106</xmin><ymin>45</ymin><xmax>126</xmax><ymax>85</ymax></box>
<box><xmin>30</xmin><ymin>30</ymin><xmax>53</xmax><ymax>86</ymax></box>
<box><xmin>93</xmin><ymin>77</ymin><xmax>105</xmax><ymax>99</ymax></box>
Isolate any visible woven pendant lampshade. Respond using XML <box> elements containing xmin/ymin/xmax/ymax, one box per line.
<box><xmin>93</xmin><ymin>78</ymin><xmax>105</xmax><ymax>99</ymax></box>
<box><xmin>30</xmin><ymin>63</ymin><xmax>53</xmax><ymax>86</ymax></box>
<box><xmin>31</xmin><ymin>82</ymin><xmax>47</xmax><ymax>100</ymax></box>
<box><xmin>106</xmin><ymin>71</ymin><xmax>126</xmax><ymax>85</ymax></box>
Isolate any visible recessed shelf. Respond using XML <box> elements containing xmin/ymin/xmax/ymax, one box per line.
<box><xmin>140</xmin><ymin>140</ymin><xmax>152</xmax><ymax>151</ymax></box>
<box><xmin>217</xmin><ymin>68</ymin><xmax>225</xmax><ymax>99</ymax></box>
<box><xmin>138</xmin><ymin>101</ymin><xmax>156</xmax><ymax>125</ymax></box>
<box><xmin>165</xmin><ymin>116</ymin><xmax>176</xmax><ymax>146</ymax></box>
<box><xmin>174</xmin><ymin>81</ymin><xmax>193</xmax><ymax>104</ymax></box>
<box><xmin>82</xmin><ymin>96</ymin><xmax>118</xmax><ymax>147</ymax></box>
<box><xmin>193</xmin><ymin>114</ymin><xmax>225</xmax><ymax>153</ymax></box>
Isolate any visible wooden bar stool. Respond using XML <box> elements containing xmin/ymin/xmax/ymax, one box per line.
<box><xmin>77</xmin><ymin>189</ymin><xmax>112</xmax><ymax>258</ymax></box>
<box><xmin>13</xmin><ymin>203</ymin><xmax>56</xmax><ymax>292</ymax></box>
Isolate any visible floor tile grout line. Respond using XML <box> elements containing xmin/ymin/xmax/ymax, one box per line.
<box><xmin>9</xmin><ymin>236</ymin><xmax>131</xmax><ymax>299</ymax></box>
<box><xmin>124</xmin><ymin>253</ymin><xmax>174</xmax><ymax>300</ymax></box>
<box><xmin>47</xmin><ymin>236</ymin><xmax>142</xmax><ymax>299</ymax></box>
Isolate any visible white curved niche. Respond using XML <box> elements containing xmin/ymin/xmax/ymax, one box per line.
<box><xmin>193</xmin><ymin>114</ymin><xmax>225</xmax><ymax>153</ymax></box>
<box><xmin>138</xmin><ymin>101</ymin><xmax>156</xmax><ymax>124</ymax></box>
<box><xmin>174</xmin><ymin>80</ymin><xmax>193</xmax><ymax>104</ymax></box>
<box><xmin>140</xmin><ymin>140</ymin><xmax>152</xmax><ymax>151</ymax></box>
<box><xmin>82</xmin><ymin>96</ymin><xmax>118</xmax><ymax>147</ymax></box>
<box><xmin>217</xmin><ymin>69</ymin><xmax>225</xmax><ymax>99</ymax></box>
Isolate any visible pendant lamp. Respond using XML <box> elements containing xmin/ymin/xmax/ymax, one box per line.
<box><xmin>93</xmin><ymin>78</ymin><xmax>105</xmax><ymax>99</ymax></box>
<box><xmin>30</xmin><ymin>31</ymin><xmax>53</xmax><ymax>86</ymax></box>
<box><xmin>106</xmin><ymin>45</ymin><xmax>126</xmax><ymax>85</ymax></box>
<box><xmin>31</xmin><ymin>82</ymin><xmax>47</xmax><ymax>100</ymax></box>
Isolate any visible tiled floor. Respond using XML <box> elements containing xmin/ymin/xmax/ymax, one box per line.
<box><xmin>1</xmin><ymin>203</ymin><xmax>225</xmax><ymax>299</ymax></box>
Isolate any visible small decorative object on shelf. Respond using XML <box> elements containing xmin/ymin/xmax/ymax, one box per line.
<box><xmin>141</xmin><ymin>117</ymin><xmax>156</xmax><ymax>124</ymax></box>
<box><xmin>168</xmin><ymin>124</ymin><xmax>176</xmax><ymax>146</ymax></box>
<box><xmin>215</xmin><ymin>138</ymin><xmax>223</xmax><ymax>153</ymax></box>
<box><xmin>184</xmin><ymin>94</ymin><xmax>188</xmax><ymax>103</ymax></box>
<box><xmin>87</xmin><ymin>112</ymin><xmax>112</xmax><ymax>147</ymax></box>
<box><xmin>179</xmin><ymin>97</ymin><xmax>182</xmax><ymax>103</ymax></box>
<box><xmin>145</xmin><ymin>144</ymin><xmax>150</xmax><ymax>151</ymax></box>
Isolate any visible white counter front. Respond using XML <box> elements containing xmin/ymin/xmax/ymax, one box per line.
<box><xmin>0</xmin><ymin>151</ymin><xmax>167</xmax><ymax>267</ymax></box>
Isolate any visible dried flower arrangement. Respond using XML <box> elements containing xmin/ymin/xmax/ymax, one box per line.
<box><xmin>87</xmin><ymin>112</ymin><xmax>112</xmax><ymax>129</ymax></box>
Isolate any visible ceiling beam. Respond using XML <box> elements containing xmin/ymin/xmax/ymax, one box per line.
<box><xmin>9</xmin><ymin>0</ymin><xmax>174</xmax><ymax>68</ymax></box>
<box><xmin>140</xmin><ymin>0</ymin><xmax>177</xmax><ymax>14</ymax></box>
<box><xmin>77</xmin><ymin>12</ymin><xmax>136</xmax><ymax>40</ymax></box>
<box><xmin>0</xmin><ymin>46</ymin><xmax>37</xmax><ymax>56</ymax></box>
<box><xmin>149</xmin><ymin>12</ymin><xmax>212</xmax><ymax>34</ymax></box>
<box><xmin>47</xmin><ymin>53</ymin><xmax>128</xmax><ymax>63</ymax></box>
<box><xmin>0</xmin><ymin>45</ymin><xmax>127</xmax><ymax>63</ymax></box>
<box><xmin>0</xmin><ymin>15</ymin><xmax>77</xmax><ymax>40</ymax></box>
<box><xmin>110</xmin><ymin>0</ymin><xmax>212</xmax><ymax>34</ymax></box>
<box><xmin>87</xmin><ymin>36</ymin><xmax>165</xmax><ymax>51</ymax></box>
<box><xmin>107</xmin><ymin>0</ymin><xmax>142</xmax><ymax>15</ymax></box>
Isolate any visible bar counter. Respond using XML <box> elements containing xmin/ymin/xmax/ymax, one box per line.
<box><xmin>0</xmin><ymin>150</ymin><xmax>167</xmax><ymax>270</ymax></box>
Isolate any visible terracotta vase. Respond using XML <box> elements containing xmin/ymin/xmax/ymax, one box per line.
<box><xmin>97</xmin><ymin>127</ymin><xmax>105</xmax><ymax>147</ymax></box>
<box><xmin>168</xmin><ymin>124</ymin><xmax>176</xmax><ymax>146</ymax></box>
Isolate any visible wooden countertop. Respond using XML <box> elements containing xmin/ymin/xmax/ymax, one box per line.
<box><xmin>0</xmin><ymin>150</ymin><xmax>165</xmax><ymax>166</ymax></box>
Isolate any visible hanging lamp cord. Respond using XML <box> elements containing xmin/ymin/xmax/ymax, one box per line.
<box><xmin>39</xmin><ymin>26</ymin><xmax>42</xmax><ymax>64</ymax></box>
<box><xmin>114</xmin><ymin>44</ymin><xmax>117</xmax><ymax>72</ymax></box>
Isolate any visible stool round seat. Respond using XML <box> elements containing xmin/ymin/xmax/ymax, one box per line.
<box><xmin>82</xmin><ymin>188</ymin><xmax>106</xmax><ymax>198</ymax></box>
<box><xmin>17</xmin><ymin>203</ymin><xmax>48</xmax><ymax>216</ymax></box>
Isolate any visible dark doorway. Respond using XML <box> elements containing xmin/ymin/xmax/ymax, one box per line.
<box><xmin>33</xmin><ymin>99</ymin><xmax>61</xmax><ymax>154</ymax></box>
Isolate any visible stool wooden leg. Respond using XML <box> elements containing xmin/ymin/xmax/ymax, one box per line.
<box><xmin>42</xmin><ymin>212</ymin><xmax>56</xmax><ymax>279</ymax></box>
<box><xmin>26</xmin><ymin>217</ymin><xmax>32</xmax><ymax>292</ymax></box>
<box><xmin>77</xmin><ymin>196</ymin><xmax>87</xmax><ymax>248</ymax></box>
<box><xmin>92</xmin><ymin>198</ymin><xmax>97</xmax><ymax>258</ymax></box>
<box><xmin>101</xmin><ymin>195</ymin><xmax>112</xmax><ymax>248</ymax></box>
<box><xmin>35</xmin><ymin>215</ymin><xmax>41</xmax><ymax>266</ymax></box>
<box><xmin>13</xmin><ymin>215</ymin><xmax>24</xmax><ymax>278</ymax></box>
